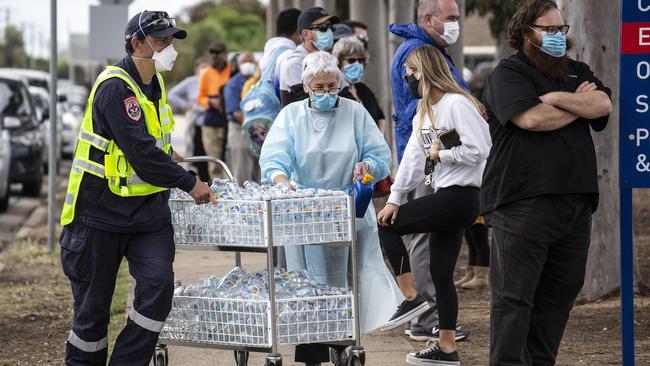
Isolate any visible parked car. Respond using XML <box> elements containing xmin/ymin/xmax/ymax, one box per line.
<box><xmin>0</xmin><ymin>124</ymin><xmax>10</xmax><ymax>212</ymax></box>
<box><xmin>59</xmin><ymin>101</ymin><xmax>80</xmax><ymax>158</ymax></box>
<box><xmin>0</xmin><ymin>71</ymin><xmax>45</xmax><ymax>197</ymax></box>
<box><xmin>0</xmin><ymin>68</ymin><xmax>50</xmax><ymax>92</ymax></box>
<box><xmin>28</xmin><ymin>86</ymin><xmax>62</xmax><ymax>174</ymax></box>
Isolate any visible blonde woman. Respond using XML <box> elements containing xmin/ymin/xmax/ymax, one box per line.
<box><xmin>377</xmin><ymin>44</ymin><xmax>491</xmax><ymax>365</ymax></box>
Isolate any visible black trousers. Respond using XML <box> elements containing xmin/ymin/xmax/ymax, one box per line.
<box><xmin>60</xmin><ymin>222</ymin><xmax>175</xmax><ymax>366</ymax></box>
<box><xmin>486</xmin><ymin>194</ymin><xmax>592</xmax><ymax>366</ymax></box>
<box><xmin>378</xmin><ymin>186</ymin><xmax>479</xmax><ymax>330</ymax></box>
<box><xmin>465</xmin><ymin>222</ymin><xmax>490</xmax><ymax>267</ymax></box>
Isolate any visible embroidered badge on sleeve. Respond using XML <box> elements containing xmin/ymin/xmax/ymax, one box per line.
<box><xmin>123</xmin><ymin>96</ymin><xmax>141</xmax><ymax>121</ymax></box>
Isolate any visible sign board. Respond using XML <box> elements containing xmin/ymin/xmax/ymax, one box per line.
<box><xmin>69</xmin><ymin>33</ymin><xmax>90</xmax><ymax>63</ymax></box>
<box><xmin>621</xmin><ymin>0</ymin><xmax>650</xmax><ymax>187</ymax></box>
<box><xmin>89</xmin><ymin>5</ymin><xmax>128</xmax><ymax>61</ymax></box>
<box><xmin>620</xmin><ymin>2</ymin><xmax>650</xmax><ymax>365</ymax></box>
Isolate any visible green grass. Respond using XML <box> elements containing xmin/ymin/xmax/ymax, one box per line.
<box><xmin>0</xmin><ymin>238</ymin><xmax>58</xmax><ymax>265</ymax></box>
<box><xmin>108</xmin><ymin>259</ymin><xmax>130</xmax><ymax>357</ymax></box>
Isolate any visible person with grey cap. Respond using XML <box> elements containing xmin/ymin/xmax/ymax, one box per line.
<box><xmin>278</xmin><ymin>6</ymin><xmax>340</xmax><ymax>107</ymax></box>
<box><xmin>59</xmin><ymin>10</ymin><xmax>214</xmax><ymax>365</ymax></box>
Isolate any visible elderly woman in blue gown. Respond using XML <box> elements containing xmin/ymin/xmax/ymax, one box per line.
<box><xmin>259</xmin><ymin>51</ymin><xmax>403</xmax><ymax>365</ymax></box>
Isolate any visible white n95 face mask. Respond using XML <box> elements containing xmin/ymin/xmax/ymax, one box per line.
<box><xmin>152</xmin><ymin>44</ymin><xmax>178</xmax><ymax>72</ymax></box>
<box><xmin>439</xmin><ymin>21</ymin><xmax>460</xmax><ymax>45</ymax></box>
<box><xmin>239</xmin><ymin>62</ymin><xmax>257</xmax><ymax>77</ymax></box>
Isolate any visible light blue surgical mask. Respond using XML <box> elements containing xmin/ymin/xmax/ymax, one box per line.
<box><xmin>310</xmin><ymin>93</ymin><xmax>338</xmax><ymax>111</ymax></box>
<box><xmin>342</xmin><ymin>62</ymin><xmax>364</xmax><ymax>84</ymax></box>
<box><xmin>312</xmin><ymin>29</ymin><xmax>334</xmax><ymax>51</ymax></box>
<box><xmin>529</xmin><ymin>26</ymin><xmax>567</xmax><ymax>58</ymax></box>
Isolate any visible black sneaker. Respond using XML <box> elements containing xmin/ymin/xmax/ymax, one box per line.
<box><xmin>406</xmin><ymin>345</ymin><xmax>460</xmax><ymax>365</ymax></box>
<box><xmin>409</xmin><ymin>328</ymin><xmax>436</xmax><ymax>342</ymax></box>
<box><xmin>380</xmin><ymin>294</ymin><xmax>431</xmax><ymax>331</ymax></box>
<box><xmin>431</xmin><ymin>324</ymin><xmax>468</xmax><ymax>342</ymax></box>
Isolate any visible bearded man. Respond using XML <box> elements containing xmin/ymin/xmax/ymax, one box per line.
<box><xmin>480</xmin><ymin>1</ymin><xmax>613</xmax><ymax>365</ymax></box>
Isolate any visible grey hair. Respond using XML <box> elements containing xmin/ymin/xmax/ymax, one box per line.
<box><xmin>301</xmin><ymin>51</ymin><xmax>346</xmax><ymax>87</ymax></box>
<box><xmin>417</xmin><ymin>0</ymin><xmax>441</xmax><ymax>23</ymax></box>
<box><xmin>332</xmin><ymin>36</ymin><xmax>368</xmax><ymax>64</ymax></box>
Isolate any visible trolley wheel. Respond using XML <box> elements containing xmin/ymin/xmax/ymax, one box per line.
<box><xmin>234</xmin><ymin>350</ymin><xmax>249</xmax><ymax>366</ymax></box>
<box><xmin>265</xmin><ymin>353</ymin><xmax>282</xmax><ymax>366</ymax></box>
<box><xmin>348</xmin><ymin>346</ymin><xmax>365</xmax><ymax>366</ymax></box>
<box><xmin>153</xmin><ymin>345</ymin><xmax>168</xmax><ymax>366</ymax></box>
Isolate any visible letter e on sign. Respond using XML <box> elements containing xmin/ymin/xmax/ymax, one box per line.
<box><xmin>640</xmin><ymin>27</ymin><xmax>650</xmax><ymax>45</ymax></box>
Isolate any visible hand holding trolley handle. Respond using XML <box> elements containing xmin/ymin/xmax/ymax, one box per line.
<box><xmin>185</xmin><ymin>155</ymin><xmax>236</xmax><ymax>206</ymax></box>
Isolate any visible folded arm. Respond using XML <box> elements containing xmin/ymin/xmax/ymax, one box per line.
<box><xmin>541</xmin><ymin>90</ymin><xmax>612</xmax><ymax>120</ymax></box>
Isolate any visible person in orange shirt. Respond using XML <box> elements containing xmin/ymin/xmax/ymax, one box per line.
<box><xmin>198</xmin><ymin>42</ymin><xmax>231</xmax><ymax>179</ymax></box>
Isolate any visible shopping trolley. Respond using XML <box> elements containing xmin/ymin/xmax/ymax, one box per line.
<box><xmin>154</xmin><ymin>156</ymin><xmax>365</xmax><ymax>366</ymax></box>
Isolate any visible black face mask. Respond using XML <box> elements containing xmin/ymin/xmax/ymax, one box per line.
<box><xmin>407</xmin><ymin>74</ymin><xmax>422</xmax><ymax>99</ymax></box>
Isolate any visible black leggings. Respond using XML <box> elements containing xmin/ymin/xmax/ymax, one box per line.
<box><xmin>378</xmin><ymin>186</ymin><xmax>479</xmax><ymax>330</ymax></box>
<box><xmin>465</xmin><ymin>221</ymin><xmax>490</xmax><ymax>267</ymax></box>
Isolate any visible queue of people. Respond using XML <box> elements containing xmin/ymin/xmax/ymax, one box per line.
<box><xmin>58</xmin><ymin>0</ymin><xmax>613</xmax><ymax>365</ymax></box>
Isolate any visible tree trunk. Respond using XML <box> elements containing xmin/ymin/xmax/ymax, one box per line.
<box><xmin>447</xmin><ymin>0</ymin><xmax>465</xmax><ymax>71</ymax></box>
<box><xmin>558</xmin><ymin>0</ymin><xmax>622</xmax><ymax>301</ymax></box>
<box><xmin>314</xmin><ymin>0</ymin><xmax>337</xmax><ymax>14</ymax></box>
<box><xmin>266</xmin><ymin>0</ymin><xmax>279</xmax><ymax>39</ymax></box>
<box><xmin>350</xmin><ymin>0</ymin><xmax>390</xmax><ymax>130</ymax></box>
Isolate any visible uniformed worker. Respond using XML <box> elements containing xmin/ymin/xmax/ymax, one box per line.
<box><xmin>59</xmin><ymin>11</ymin><xmax>214</xmax><ymax>365</ymax></box>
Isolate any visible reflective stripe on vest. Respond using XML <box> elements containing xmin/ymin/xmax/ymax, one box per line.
<box><xmin>78</xmin><ymin>131</ymin><xmax>110</xmax><ymax>152</ymax></box>
<box><xmin>60</xmin><ymin>65</ymin><xmax>174</xmax><ymax>226</ymax></box>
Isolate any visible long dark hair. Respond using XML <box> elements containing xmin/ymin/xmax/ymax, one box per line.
<box><xmin>507</xmin><ymin>0</ymin><xmax>559</xmax><ymax>50</ymax></box>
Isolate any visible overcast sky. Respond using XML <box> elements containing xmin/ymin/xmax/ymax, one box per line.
<box><xmin>0</xmin><ymin>0</ymin><xmax>254</xmax><ymax>57</ymax></box>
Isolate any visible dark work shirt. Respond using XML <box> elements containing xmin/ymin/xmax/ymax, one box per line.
<box><xmin>223</xmin><ymin>72</ymin><xmax>248</xmax><ymax>122</ymax></box>
<box><xmin>76</xmin><ymin>55</ymin><xmax>196</xmax><ymax>233</ymax></box>
<box><xmin>481</xmin><ymin>52</ymin><xmax>611</xmax><ymax>214</ymax></box>
<box><xmin>339</xmin><ymin>82</ymin><xmax>385</xmax><ymax>126</ymax></box>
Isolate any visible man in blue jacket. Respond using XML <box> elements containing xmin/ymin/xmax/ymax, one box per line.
<box><xmin>381</xmin><ymin>0</ymin><xmax>469</xmax><ymax>344</ymax></box>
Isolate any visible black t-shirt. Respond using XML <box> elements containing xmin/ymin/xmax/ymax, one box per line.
<box><xmin>481</xmin><ymin>52</ymin><xmax>611</xmax><ymax>214</ymax></box>
<box><xmin>339</xmin><ymin>82</ymin><xmax>386</xmax><ymax>125</ymax></box>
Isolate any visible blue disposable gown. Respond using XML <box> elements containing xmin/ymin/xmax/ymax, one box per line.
<box><xmin>260</xmin><ymin>98</ymin><xmax>404</xmax><ymax>333</ymax></box>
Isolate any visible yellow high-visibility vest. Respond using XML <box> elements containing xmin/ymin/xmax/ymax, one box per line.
<box><xmin>61</xmin><ymin>66</ymin><xmax>175</xmax><ymax>226</ymax></box>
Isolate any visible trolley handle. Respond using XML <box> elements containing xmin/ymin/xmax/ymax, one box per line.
<box><xmin>185</xmin><ymin>155</ymin><xmax>235</xmax><ymax>182</ymax></box>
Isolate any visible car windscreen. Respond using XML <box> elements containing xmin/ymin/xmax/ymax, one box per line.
<box><xmin>0</xmin><ymin>80</ymin><xmax>32</xmax><ymax>117</ymax></box>
<box><xmin>27</xmin><ymin>79</ymin><xmax>49</xmax><ymax>91</ymax></box>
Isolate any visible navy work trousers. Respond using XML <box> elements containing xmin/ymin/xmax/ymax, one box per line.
<box><xmin>60</xmin><ymin>222</ymin><xmax>175</xmax><ymax>366</ymax></box>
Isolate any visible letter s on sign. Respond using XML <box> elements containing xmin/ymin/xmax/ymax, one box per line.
<box><xmin>637</xmin><ymin>95</ymin><xmax>649</xmax><ymax>113</ymax></box>
<box><xmin>641</xmin><ymin>0</ymin><xmax>650</xmax><ymax>12</ymax></box>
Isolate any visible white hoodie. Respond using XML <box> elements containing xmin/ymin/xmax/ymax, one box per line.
<box><xmin>388</xmin><ymin>93</ymin><xmax>492</xmax><ymax>206</ymax></box>
<box><xmin>259</xmin><ymin>37</ymin><xmax>296</xmax><ymax>83</ymax></box>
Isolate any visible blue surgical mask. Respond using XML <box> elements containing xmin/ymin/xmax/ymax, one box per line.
<box><xmin>312</xmin><ymin>29</ymin><xmax>334</xmax><ymax>51</ymax></box>
<box><xmin>342</xmin><ymin>63</ymin><xmax>364</xmax><ymax>84</ymax></box>
<box><xmin>529</xmin><ymin>26</ymin><xmax>567</xmax><ymax>58</ymax></box>
<box><xmin>310</xmin><ymin>93</ymin><xmax>338</xmax><ymax>111</ymax></box>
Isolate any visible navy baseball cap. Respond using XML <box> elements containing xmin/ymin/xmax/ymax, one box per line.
<box><xmin>125</xmin><ymin>11</ymin><xmax>187</xmax><ymax>40</ymax></box>
<box><xmin>297</xmin><ymin>7</ymin><xmax>340</xmax><ymax>32</ymax></box>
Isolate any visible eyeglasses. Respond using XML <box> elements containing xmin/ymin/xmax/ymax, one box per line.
<box><xmin>310</xmin><ymin>87</ymin><xmax>340</xmax><ymax>96</ymax></box>
<box><xmin>209</xmin><ymin>49</ymin><xmax>226</xmax><ymax>55</ymax></box>
<box><xmin>345</xmin><ymin>57</ymin><xmax>367</xmax><ymax>65</ymax></box>
<box><xmin>307</xmin><ymin>24</ymin><xmax>334</xmax><ymax>33</ymax></box>
<box><xmin>529</xmin><ymin>24</ymin><xmax>570</xmax><ymax>35</ymax></box>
